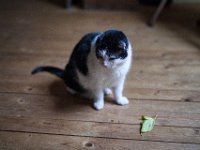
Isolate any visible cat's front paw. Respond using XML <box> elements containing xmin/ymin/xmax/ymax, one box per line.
<box><xmin>116</xmin><ymin>97</ymin><xmax>129</xmax><ymax>105</ymax></box>
<box><xmin>93</xmin><ymin>100</ymin><xmax>104</xmax><ymax>110</ymax></box>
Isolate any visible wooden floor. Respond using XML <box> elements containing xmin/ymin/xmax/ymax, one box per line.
<box><xmin>0</xmin><ymin>0</ymin><xmax>200</xmax><ymax>149</ymax></box>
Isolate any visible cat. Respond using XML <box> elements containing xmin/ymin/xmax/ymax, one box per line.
<box><xmin>32</xmin><ymin>29</ymin><xmax>132</xmax><ymax>110</ymax></box>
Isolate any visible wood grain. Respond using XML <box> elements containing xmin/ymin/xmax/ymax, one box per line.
<box><xmin>0</xmin><ymin>0</ymin><xmax>200</xmax><ymax>149</ymax></box>
<box><xmin>0</xmin><ymin>93</ymin><xmax>200</xmax><ymax>127</ymax></box>
<box><xmin>0</xmin><ymin>117</ymin><xmax>200</xmax><ymax>144</ymax></box>
<box><xmin>1</xmin><ymin>131</ymin><xmax>199</xmax><ymax>150</ymax></box>
<box><xmin>0</xmin><ymin>75</ymin><xmax>200</xmax><ymax>102</ymax></box>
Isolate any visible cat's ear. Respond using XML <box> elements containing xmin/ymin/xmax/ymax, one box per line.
<box><xmin>96</xmin><ymin>33</ymin><xmax>104</xmax><ymax>43</ymax></box>
<box><xmin>118</xmin><ymin>41</ymin><xmax>126</xmax><ymax>49</ymax></box>
<box><xmin>96</xmin><ymin>35</ymin><xmax>103</xmax><ymax>48</ymax></box>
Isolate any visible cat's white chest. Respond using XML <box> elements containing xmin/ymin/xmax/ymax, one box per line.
<box><xmin>85</xmin><ymin>59</ymin><xmax>128</xmax><ymax>89</ymax></box>
<box><xmin>95</xmin><ymin>68</ymin><xmax>120</xmax><ymax>88</ymax></box>
<box><xmin>77</xmin><ymin>60</ymin><xmax>124</xmax><ymax>91</ymax></box>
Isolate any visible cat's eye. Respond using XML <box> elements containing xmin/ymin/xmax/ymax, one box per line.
<box><xmin>118</xmin><ymin>41</ymin><xmax>126</xmax><ymax>49</ymax></box>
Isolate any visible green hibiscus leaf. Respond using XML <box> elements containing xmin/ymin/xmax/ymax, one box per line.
<box><xmin>140</xmin><ymin>114</ymin><xmax>158</xmax><ymax>135</ymax></box>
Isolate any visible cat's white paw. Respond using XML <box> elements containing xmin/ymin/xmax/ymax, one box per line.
<box><xmin>93</xmin><ymin>100</ymin><xmax>104</xmax><ymax>110</ymax></box>
<box><xmin>116</xmin><ymin>97</ymin><xmax>129</xmax><ymax>105</ymax></box>
<box><xmin>104</xmin><ymin>88</ymin><xmax>112</xmax><ymax>96</ymax></box>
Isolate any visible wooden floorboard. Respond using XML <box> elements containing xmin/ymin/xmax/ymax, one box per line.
<box><xmin>0</xmin><ymin>0</ymin><xmax>200</xmax><ymax>149</ymax></box>
<box><xmin>1</xmin><ymin>93</ymin><xmax>200</xmax><ymax>128</ymax></box>
<box><xmin>1</xmin><ymin>76</ymin><xmax>200</xmax><ymax>102</ymax></box>
<box><xmin>0</xmin><ymin>117</ymin><xmax>200</xmax><ymax>144</ymax></box>
<box><xmin>1</xmin><ymin>131</ymin><xmax>199</xmax><ymax>150</ymax></box>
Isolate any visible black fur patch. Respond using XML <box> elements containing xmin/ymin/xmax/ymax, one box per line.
<box><xmin>64</xmin><ymin>32</ymin><xmax>101</xmax><ymax>93</ymax></box>
<box><xmin>96</xmin><ymin>30</ymin><xmax>129</xmax><ymax>60</ymax></box>
<box><xmin>31</xmin><ymin>66</ymin><xmax>64</xmax><ymax>79</ymax></box>
<box><xmin>64</xmin><ymin>63</ymin><xmax>86</xmax><ymax>93</ymax></box>
<box><xmin>69</xmin><ymin>32</ymin><xmax>101</xmax><ymax>75</ymax></box>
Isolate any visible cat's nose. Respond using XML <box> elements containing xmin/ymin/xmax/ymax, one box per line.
<box><xmin>103</xmin><ymin>60</ymin><xmax>110</xmax><ymax>68</ymax></box>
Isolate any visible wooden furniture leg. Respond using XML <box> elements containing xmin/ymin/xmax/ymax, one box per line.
<box><xmin>148</xmin><ymin>0</ymin><xmax>168</xmax><ymax>27</ymax></box>
<box><xmin>65</xmin><ymin>0</ymin><xmax>72</xmax><ymax>9</ymax></box>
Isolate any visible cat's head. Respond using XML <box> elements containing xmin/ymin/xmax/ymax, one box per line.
<box><xmin>95</xmin><ymin>30</ymin><xmax>129</xmax><ymax>69</ymax></box>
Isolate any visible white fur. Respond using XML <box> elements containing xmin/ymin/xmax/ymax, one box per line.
<box><xmin>77</xmin><ymin>36</ymin><xmax>132</xmax><ymax>110</ymax></box>
<box><xmin>104</xmin><ymin>88</ymin><xmax>112</xmax><ymax>96</ymax></box>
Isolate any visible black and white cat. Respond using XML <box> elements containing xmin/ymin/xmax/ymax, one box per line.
<box><xmin>32</xmin><ymin>29</ymin><xmax>132</xmax><ymax>110</ymax></box>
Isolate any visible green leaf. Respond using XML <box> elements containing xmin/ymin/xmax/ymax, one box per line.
<box><xmin>140</xmin><ymin>115</ymin><xmax>157</xmax><ymax>135</ymax></box>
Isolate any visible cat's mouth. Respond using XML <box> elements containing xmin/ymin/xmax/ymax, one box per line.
<box><xmin>100</xmin><ymin>60</ymin><xmax>113</xmax><ymax>69</ymax></box>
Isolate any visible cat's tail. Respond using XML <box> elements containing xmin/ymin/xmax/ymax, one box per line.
<box><xmin>31</xmin><ymin>66</ymin><xmax>64</xmax><ymax>79</ymax></box>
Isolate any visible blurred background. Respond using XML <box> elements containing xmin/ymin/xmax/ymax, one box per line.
<box><xmin>0</xmin><ymin>0</ymin><xmax>200</xmax><ymax>149</ymax></box>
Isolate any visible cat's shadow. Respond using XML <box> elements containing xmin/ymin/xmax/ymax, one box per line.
<box><xmin>48</xmin><ymin>79</ymin><xmax>115</xmax><ymax>112</ymax></box>
<box><xmin>48</xmin><ymin>79</ymin><xmax>93</xmax><ymax>112</ymax></box>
